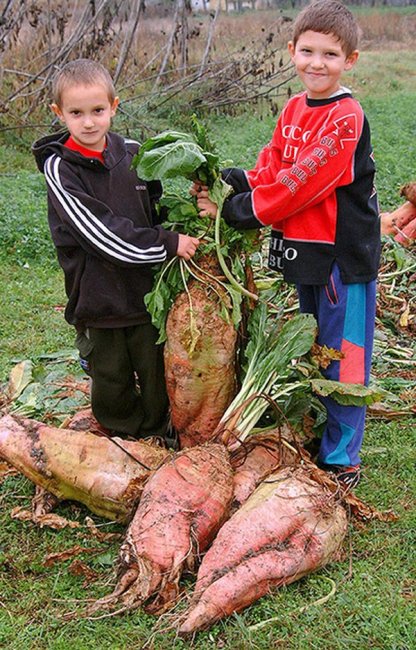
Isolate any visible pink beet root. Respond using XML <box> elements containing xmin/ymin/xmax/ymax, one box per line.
<box><xmin>164</xmin><ymin>257</ymin><xmax>238</xmax><ymax>449</ymax></box>
<box><xmin>394</xmin><ymin>216</ymin><xmax>416</xmax><ymax>246</ymax></box>
<box><xmin>230</xmin><ymin>431</ymin><xmax>299</xmax><ymax>507</ymax></box>
<box><xmin>179</xmin><ymin>466</ymin><xmax>347</xmax><ymax>634</ymax></box>
<box><xmin>89</xmin><ymin>443</ymin><xmax>234</xmax><ymax>615</ymax></box>
<box><xmin>0</xmin><ymin>413</ymin><xmax>169</xmax><ymax>522</ymax></box>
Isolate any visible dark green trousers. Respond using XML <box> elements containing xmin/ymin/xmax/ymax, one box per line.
<box><xmin>77</xmin><ymin>323</ymin><xmax>169</xmax><ymax>438</ymax></box>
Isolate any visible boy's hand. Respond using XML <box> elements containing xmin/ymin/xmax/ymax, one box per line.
<box><xmin>196</xmin><ymin>189</ymin><xmax>218</xmax><ymax>219</ymax></box>
<box><xmin>189</xmin><ymin>180</ymin><xmax>207</xmax><ymax>197</ymax></box>
<box><xmin>189</xmin><ymin>182</ymin><xmax>218</xmax><ymax>219</ymax></box>
<box><xmin>176</xmin><ymin>234</ymin><xmax>200</xmax><ymax>260</ymax></box>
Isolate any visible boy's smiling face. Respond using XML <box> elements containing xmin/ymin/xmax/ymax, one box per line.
<box><xmin>51</xmin><ymin>83</ymin><xmax>119</xmax><ymax>151</ymax></box>
<box><xmin>288</xmin><ymin>31</ymin><xmax>358</xmax><ymax>100</ymax></box>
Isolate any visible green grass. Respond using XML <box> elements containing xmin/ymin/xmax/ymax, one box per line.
<box><xmin>0</xmin><ymin>48</ymin><xmax>415</xmax><ymax>650</ymax></box>
<box><xmin>0</xmin><ymin>264</ymin><xmax>73</xmax><ymax>382</ymax></box>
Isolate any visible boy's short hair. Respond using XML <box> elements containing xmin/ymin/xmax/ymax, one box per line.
<box><xmin>52</xmin><ymin>58</ymin><xmax>116</xmax><ymax>106</ymax></box>
<box><xmin>292</xmin><ymin>0</ymin><xmax>360</xmax><ymax>56</ymax></box>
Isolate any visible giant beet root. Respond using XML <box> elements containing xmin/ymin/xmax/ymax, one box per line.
<box><xmin>89</xmin><ymin>443</ymin><xmax>234</xmax><ymax>615</ymax></box>
<box><xmin>230</xmin><ymin>430</ymin><xmax>300</xmax><ymax>508</ymax></box>
<box><xmin>179</xmin><ymin>466</ymin><xmax>348</xmax><ymax>635</ymax></box>
<box><xmin>164</xmin><ymin>264</ymin><xmax>238</xmax><ymax>449</ymax></box>
<box><xmin>0</xmin><ymin>414</ymin><xmax>169</xmax><ymax>522</ymax></box>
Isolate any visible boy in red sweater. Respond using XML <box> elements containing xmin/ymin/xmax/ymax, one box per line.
<box><xmin>33</xmin><ymin>59</ymin><xmax>199</xmax><ymax>443</ymax></box>
<box><xmin>195</xmin><ymin>0</ymin><xmax>381</xmax><ymax>490</ymax></box>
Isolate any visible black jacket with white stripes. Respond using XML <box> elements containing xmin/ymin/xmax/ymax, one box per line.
<box><xmin>32</xmin><ymin>131</ymin><xmax>179</xmax><ymax>329</ymax></box>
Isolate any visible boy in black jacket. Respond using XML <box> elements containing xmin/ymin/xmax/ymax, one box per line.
<box><xmin>32</xmin><ymin>58</ymin><xmax>200</xmax><ymax>442</ymax></box>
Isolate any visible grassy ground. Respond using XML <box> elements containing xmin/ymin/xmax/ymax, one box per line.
<box><xmin>0</xmin><ymin>37</ymin><xmax>415</xmax><ymax>650</ymax></box>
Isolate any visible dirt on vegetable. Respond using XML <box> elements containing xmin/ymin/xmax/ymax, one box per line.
<box><xmin>230</xmin><ymin>429</ymin><xmax>302</xmax><ymax>508</ymax></box>
<box><xmin>179</xmin><ymin>465</ymin><xmax>348</xmax><ymax>635</ymax></box>
<box><xmin>0</xmin><ymin>413</ymin><xmax>170</xmax><ymax>522</ymax></box>
<box><xmin>164</xmin><ymin>259</ymin><xmax>238</xmax><ymax>448</ymax></box>
<box><xmin>87</xmin><ymin>442</ymin><xmax>234</xmax><ymax>616</ymax></box>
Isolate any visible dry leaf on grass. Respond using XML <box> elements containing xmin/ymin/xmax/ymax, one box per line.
<box><xmin>84</xmin><ymin>516</ymin><xmax>123</xmax><ymax>542</ymax></box>
<box><xmin>10</xmin><ymin>506</ymin><xmax>81</xmax><ymax>530</ymax></box>
<box><xmin>68</xmin><ymin>559</ymin><xmax>100</xmax><ymax>585</ymax></box>
<box><xmin>43</xmin><ymin>545</ymin><xmax>102</xmax><ymax>567</ymax></box>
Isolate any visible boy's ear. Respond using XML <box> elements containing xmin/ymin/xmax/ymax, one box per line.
<box><xmin>111</xmin><ymin>96</ymin><xmax>119</xmax><ymax>117</ymax></box>
<box><xmin>345</xmin><ymin>50</ymin><xmax>359</xmax><ymax>70</ymax></box>
<box><xmin>50</xmin><ymin>103</ymin><xmax>64</xmax><ymax>121</ymax></box>
<box><xmin>287</xmin><ymin>40</ymin><xmax>295</xmax><ymax>60</ymax></box>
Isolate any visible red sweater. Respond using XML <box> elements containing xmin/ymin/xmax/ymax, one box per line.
<box><xmin>65</xmin><ymin>135</ymin><xmax>105</xmax><ymax>162</ymax></box>
<box><xmin>222</xmin><ymin>91</ymin><xmax>381</xmax><ymax>285</ymax></box>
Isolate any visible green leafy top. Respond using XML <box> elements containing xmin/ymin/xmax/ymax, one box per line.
<box><xmin>217</xmin><ymin>299</ymin><xmax>386</xmax><ymax>440</ymax></box>
<box><xmin>133</xmin><ymin>117</ymin><xmax>259</xmax><ymax>343</ymax></box>
<box><xmin>132</xmin><ymin>118</ymin><xmax>221</xmax><ymax>187</ymax></box>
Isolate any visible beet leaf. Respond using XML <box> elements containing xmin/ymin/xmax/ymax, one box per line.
<box><xmin>133</xmin><ymin>117</ymin><xmax>258</xmax><ymax>343</ymax></box>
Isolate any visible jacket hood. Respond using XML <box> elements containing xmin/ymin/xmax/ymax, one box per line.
<box><xmin>31</xmin><ymin>130</ymin><xmax>129</xmax><ymax>173</ymax></box>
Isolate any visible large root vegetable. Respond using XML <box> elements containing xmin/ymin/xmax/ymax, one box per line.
<box><xmin>164</xmin><ymin>259</ymin><xmax>238</xmax><ymax>449</ymax></box>
<box><xmin>380</xmin><ymin>181</ymin><xmax>416</xmax><ymax>246</ymax></box>
<box><xmin>230</xmin><ymin>430</ymin><xmax>300</xmax><ymax>508</ymax></box>
<box><xmin>63</xmin><ymin>408</ymin><xmax>109</xmax><ymax>435</ymax></box>
<box><xmin>380</xmin><ymin>201</ymin><xmax>416</xmax><ymax>245</ymax></box>
<box><xmin>89</xmin><ymin>443</ymin><xmax>234</xmax><ymax>615</ymax></box>
<box><xmin>394</xmin><ymin>214</ymin><xmax>416</xmax><ymax>245</ymax></box>
<box><xmin>179</xmin><ymin>466</ymin><xmax>347</xmax><ymax>635</ymax></box>
<box><xmin>400</xmin><ymin>181</ymin><xmax>416</xmax><ymax>207</ymax></box>
<box><xmin>0</xmin><ymin>414</ymin><xmax>169</xmax><ymax>522</ymax></box>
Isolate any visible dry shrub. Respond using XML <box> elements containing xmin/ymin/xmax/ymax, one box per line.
<box><xmin>0</xmin><ymin>3</ymin><xmax>294</xmax><ymax>137</ymax></box>
<box><xmin>358</xmin><ymin>11</ymin><xmax>416</xmax><ymax>46</ymax></box>
<box><xmin>0</xmin><ymin>3</ymin><xmax>413</xmax><ymax>140</ymax></box>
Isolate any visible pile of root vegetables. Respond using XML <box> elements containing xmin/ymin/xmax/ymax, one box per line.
<box><xmin>0</xmin><ymin>397</ymin><xmax>394</xmax><ymax>635</ymax></box>
<box><xmin>0</xmin><ymin>281</ymin><xmax>376</xmax><ymax>635</ymax></box>
<box><xmin>0</xmin><ymin>410</ymin><xmax>355</xmax><ymax>635</ymax></box>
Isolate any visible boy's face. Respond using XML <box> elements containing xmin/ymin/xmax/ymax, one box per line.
<box><xmin>288</xmin><ymin>31</ymin><xmax>358</xmax><ymax>100</ymax></box>
<box><xmin>51</xmin><ymin>83</ymin><xmax>119</xmax><ymax>151</ymax></box>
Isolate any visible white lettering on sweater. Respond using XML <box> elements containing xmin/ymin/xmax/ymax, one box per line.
<box><xmin>282</xmin><ymin>125</ymin><xmax>311</xmax><ymax>142</ymax></box>
<box><xmin>281</xmin><ymin>175</ymin><xmax>298</xmax><ymax>194</ymax></box>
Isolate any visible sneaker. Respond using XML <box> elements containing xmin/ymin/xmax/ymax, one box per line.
<box><xmin>318</xmin><ymin>462</ymin><xmax>361</xmax><ymax>491</ymax></box>
<box><xmin>336</xmin><ymin>465</ymin><xmax>361</xmax><ymax>490</ymax></box>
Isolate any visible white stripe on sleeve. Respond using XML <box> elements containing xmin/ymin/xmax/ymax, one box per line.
<box><xmin>44</xmin><ymin>155</ymin><xmax>167</xmax><ymax>264</ymax></box>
